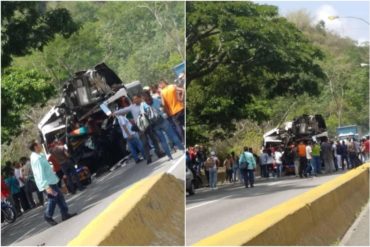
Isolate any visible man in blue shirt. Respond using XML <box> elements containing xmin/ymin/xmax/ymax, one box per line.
<box><xmin>29</xmin><ymin>140</ymin><xmax>76</xmax><ymax>226</ymax></box>
<box><xmin>239</xmin><ymin>147</ymin><xmax>257</xmax><ymax>188</ymax></box>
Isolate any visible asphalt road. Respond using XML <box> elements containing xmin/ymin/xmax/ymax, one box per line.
<box><xmin>341</xmin><ymin>203</ymin><xmax>369</xmax><ymax>246</ymax></box>
<box><xmin>1</xmin><ymin>151</ymin><xmax>184</xmax><ymax>246</ymax></box>
<box><xmin>186</xmin><ymin>171</ymin><xmax>346</xmax><ymax>245</ymax></box>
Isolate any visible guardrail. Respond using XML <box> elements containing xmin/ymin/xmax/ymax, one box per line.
<box><xmin>194</xmin><ymin>163</ymin><xmax>369</xmax><ymax>246</ymax></box>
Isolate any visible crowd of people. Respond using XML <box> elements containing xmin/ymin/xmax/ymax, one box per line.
<box><xmin>186</xmin><ymin>145</ymin><xmax>258</xmax><ymax>190</ymax></box>
<box><xmin>112</xmin><ymin>77</ymin><xmax>185</xmax><ymax>164</ymax></box>
<box><xmin>277</xmin><ymin>136</ymin><xmax>369</xmax><ymax>178</ymax></box>
<box><xmin>186</xmin><ymin>136</ymin><xmax>369</xmax><ymax>191</ymax></box>
<box><xmin>1</xmin><ymin>75</ymin><xmax>185</xmax><ymax>226</ymax></box>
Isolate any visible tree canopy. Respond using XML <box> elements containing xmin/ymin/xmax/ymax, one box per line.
<box><xmin>1</xmin><ymin>68</ymin><xmax>56</xmax><ymax>144</ymax></box>
<box><xmin>186</xmin><ymin>2</ymin><xmax>327</xmax><ymax>145</ymax></box>
<box><xmin>1</xmin><ymin>1</ymin><xmax>79</xmax><ymax>68</ymax></box>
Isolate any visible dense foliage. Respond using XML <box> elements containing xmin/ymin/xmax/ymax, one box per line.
<box><xmin>187</xmin><ymin>2</ymin><xmax>328</xmax><ymax>145</ymax></box>
<box><xmin>1</xmin><ymin>1</ymin><xmax>79</xmax><ymax>68</ymax></box>
<box><xmin>1</xmin><ymin>1</ymin><xmax>184</xmax><ymax>163</ymax></box>
<box><xmin>1</xmin><ymin>69</ymin><xmax>56</xmax><ymax>144</ymax></box>
<box><xmin>12</xmin><ymin>1</ymin><xmax>184</xmax><ymax>86</ymax></box>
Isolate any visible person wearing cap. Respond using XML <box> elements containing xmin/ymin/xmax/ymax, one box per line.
<box><xmin>206</xmin><ymin>151</ymin><xmax>219</xmax><ymax>190</ymax></box>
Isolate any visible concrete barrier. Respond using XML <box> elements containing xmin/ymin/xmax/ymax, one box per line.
<box><xmin>194</xmin><ymin>163</ymin><xmax>370</xmax><ymax>246</ymax></box>
<box><xmin>68</xmin><ymin>173</ymin><xmax>184</xmax><ymax>246</ymax></box>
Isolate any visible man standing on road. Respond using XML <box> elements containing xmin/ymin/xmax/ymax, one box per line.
<box><xmin>13</xmin><ymin>162</ymin><xmax>31</xmax><ymax>210</ymax></box>
<box><xmin>321</xmin><ymin>137</ymin><xmax>335</xmax><ymax>174</ymax></box>
<box><xmin>259</xmin><ymin>149</ymin><xmax>269</xmax><ymax>178</ymax></box>
<box><xmin>363</xmin><ymin>136</ymin><xmax>370</xmax><ymax>161</ymax></box>
<box><xmin>297</xmin><ymin>141</ymin><xmax>308</xmax><ymax>178</ymax></box>
<box><xmin>159</xmin><ymin>80</ymin><xmax>184</xmax><ymax>141</ymax></box>
<box><xmin>311</xmin><ymin>142</ymin><xmax>321</xmax><ymax>176</ymax></box>
<box><xmin>305</xmin><ymin>142</ymin><xmax>313</xmax><ymax>176</ymax></box>
<box><xmin>224</xmin><ymin>155</ymin><xmax>233</xmax><ymax>183</ymax></box>
<box><xmin>292</xmin><ymin>143</ymin><xmax>300</xmax><ymax>177</ymax></box>
<box><xmin>207</xmin><ymin>151</ymin><xmax>219</xmax><ymax>190</ymax></box>
<box><xmin>348</xmin><ymin>139</ymin><xmax>361</xmax><ymax>168</ymax></box>
<box><xmin>113</xmin><ymin>95</ymin><xmax>165</xmax><ymax>164</ymax></box>
<box><xmin>5</xmin><ymin>169</ymin><xmax>24</xmax><ymax>216</ymax></box>
<box><xmin>341</xmin><ymin>141</ymin><xmax>351</xmax><ymax>169</ymax></box>
<box><xmin>29</xmin><ymin>140</ymin><xmax>76</xmax><ymax>226</ymax></box>
<box><xmin>117</xmin><ymin>115</ymin><xmax>147</xmax><ymax>164</ymax></box>
<box><xmin>20</xmin><ymin>157</ymin><xmax>44</xmax><ymax>207</ymax></box>
<box><xmin>141</xmin><ymin>91</ymin><xmax>185</xmax><ymax>160</ymax></box>
<box><xmin>231</xmin><ymin>151</ymin><xmax>240</xmax><ymax>183</ymax></box>
<box><xmin>49</xmin><ymin>141</ymin><xmax>84</xmax><ymax>194</ymax></box>
<box><xmin>274</xmin><ymin>147</ymin><xmax>283</xmax><ymax>178</ymax></box>
<box><xmin>336</xmin><ymin>141</ymin><xmax>343</xmax><ymax>170</ymax></box>
<box><xmin>239</xmin><ymin>147</ymin><xmax>257</xmax><ymax>188</ymax></box>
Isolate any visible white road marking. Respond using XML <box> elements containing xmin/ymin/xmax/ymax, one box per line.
<box><xmin>266</xmin><ymin>181</ymin><xmax>286</xmax><ymax>186</ymax></box>
<box><xmin>186</xmin><ymin>195</ymin><xmax>233</xmax><ymax>211</ymax></box>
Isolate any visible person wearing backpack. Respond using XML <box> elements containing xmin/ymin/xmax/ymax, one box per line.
<box><xmin>141</xmin><ymin>91</ymin><xmax>184</xmax><ymax>160</ymax></box>
<box><xmin>113</xmin><ymin>95</ymin><xmax>164</xmax><ymax>164</ymax></box>
<box><xmin>239</xmin><ymin>147</ymin><xmax>257</xmax><ymax>188</ymax></box>
<box><xmin>207</xmin><ymin>152</ymin><xmax>219</xmax><ymax>190</ymax></box>
<box><xmin>117</xmin><ymin>115</ymin><xmax>147</xmax><ymax>164</ymax></box>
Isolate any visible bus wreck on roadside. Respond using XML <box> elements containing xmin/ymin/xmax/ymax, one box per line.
<box><xmin>263</xmin><ymin>114</ymin><xmax>328</xmax><ymax>147</ymax></box>
<box><xmin>38</xmin><ymin>63</ymin><xmax>142</xmax><ymax>175</ymax></box>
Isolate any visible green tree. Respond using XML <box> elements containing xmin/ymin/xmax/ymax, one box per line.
<box><xmin>1</xmin><ymin>69</ymin><xmax>55</xmax><ymax>144</ymax></box>
<box><xmin>1</xmin><ymin>1</ymin><xmax>79</xmax><ymax>68</ymax></box>
<box><xmin>11</xmin><ymin>1</ymin><xmax>184</xmax><ymax>85</ymax></box>
<box><xmin>186</xmin><ymin>2</ymin><xmax>326</xmax><ymax>144</ymax></box>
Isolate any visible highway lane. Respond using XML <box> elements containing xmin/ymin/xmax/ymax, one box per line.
<box><xmin>1</xmin><ymin>151</ymin><xmax>184</xmax><ymax>246</ymax></box>
<box><xmin>186</xmin><ymin>171</ymin><xmax>346</xmax><ymax>245</ymax></box>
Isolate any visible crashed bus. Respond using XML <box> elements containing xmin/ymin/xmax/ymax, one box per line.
<box><xmin>263</xmin><ymin>114</ymin><xmax>328</xmax><ymax>175</ymax></box>
<box><xmin>38</xmin><ymin>63</ymin><xmax>142</xmax><ymax>175</ymax></box>
<box><xmin>263</xmin><ymin>114</ymin><xmax>328</xmax><ymax>147</ymax></box>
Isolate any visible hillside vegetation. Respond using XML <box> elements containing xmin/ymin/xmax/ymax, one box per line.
<box><xmin>186</xmin><ymin>2</ymin><xmax>369</xmax><ymax>158</ymax></box>
<box><xmin>1</xmin><ymin>1</ymin><xmax>184</xmax><ymax>164</ymax></box>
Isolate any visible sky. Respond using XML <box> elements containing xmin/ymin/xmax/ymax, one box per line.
<box><xmin>253</xmin><ymin>0</ymin><xmax>370</xmax><ymax>44</ymax></box>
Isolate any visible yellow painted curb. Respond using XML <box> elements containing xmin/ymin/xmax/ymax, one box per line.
<box><xmin>194</xmin><ymin>163</ymin><xmax>370</xmax><ymax>246</ymax></box>
<box><xmin>68</xmin><ymin>172</ymin><xmax>184</xmax><ymax>246</ymax></box>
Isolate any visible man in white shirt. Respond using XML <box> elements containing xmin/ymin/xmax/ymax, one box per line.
<box><xmin>274</xmin><ymin>148</ymin><xmax>283</xmax><ymax>177</ymax></box>
<box><xmin>113</xmin><ymin>95</ymin><xmax>164</xmax><ymax>164</ymax></box>
<box><xmin>13</xmin><ymin>162</ymin><xmax>31</xmax><ymax>210</ymax></box>
<box><xmin>117</xmin><ymin>115</ymin><xmax>147</xmax><ymax>164</ymax></box>
<box><xmin>306</xmin><ymin>142</ymin><xmax>313</xmax><ymax>176</ymax></box>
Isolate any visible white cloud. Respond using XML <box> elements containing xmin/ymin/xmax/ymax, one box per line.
<box><xmin>313</xmin><ymin>4</ymin><xmax>369</xmax><ymax>44</ymax></box>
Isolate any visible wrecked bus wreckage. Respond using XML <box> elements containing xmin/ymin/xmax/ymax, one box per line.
<box><xmin>263</xmin><ymin>114</ymin><xmax>328</xmax><ymax>175</ymax></box>
<box><xmin>38</xmin><ymin>63</ymin><xmax>143</xmax><ymax>175</ymax></box>
<box><xmin>263</xmin><ymin>114</ymin><xmax>328</xmax><ymax>147</ymax></box>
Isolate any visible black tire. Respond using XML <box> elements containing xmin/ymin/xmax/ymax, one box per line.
<box><xmin>195</xmin><ymin>176</ymin><xmax>203</xmax><ymax>188</ymax></box>
<box><xmin>2</xmin><ymin>207</ymin><xmax>17</xmax><ymax>223</ymax></box>
<box><xmin>188</xmin><ymin>181</ymin><xmax>195</xmax><ymax>195</ymax></box>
